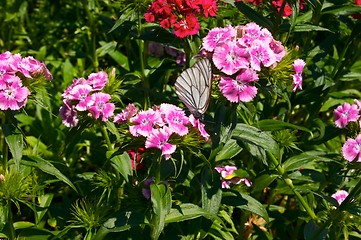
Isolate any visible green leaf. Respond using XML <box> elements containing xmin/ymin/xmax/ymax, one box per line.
<box><xmin>62</xmin><ymin>58</ymin><xmax>74</xmax><ymax>84</ymax></box>
<box><xmin>293</xmin><ymin>24</ymin><xmax>332</xmax><ymax>33</ymax></box>
<box><xmin>251</xmin><ymin>174</ymin><xmax>278</xmax><ymax>193</ymax></box>
<box><xmin>110</xmin><ymin>151</ymin><xmax>133</xmax><ymax>182</ymax></box>
<box><xmin>222</xmin><ymin>190</ymin><xmax>269</xmax><ymax>223</ymax></box>
<box><xmin>98</xmin><ymin>41</ymin><xmax>129</xmax><ymax>71</ymax></box>
<box><xmin>322</xmin><ymin>4</ymin><xmax>361</xmax><ymax>16</ymax></box>
<box><xmin>150</xmin><ymin>183</ymin><xmax>172</xmax><ymax>240</ymax></box>
<box><xmin>255</xmin><ymin>119</ymin><xmax>313</xmax><ymax>136</ymax></box>
<box><xmin>21</xmin><ymin>155</ymin><xmax>77</xmax><ymax>193</ymax></box>
<box><xmin>234</xmin><ymin>2</ymin><xmax>274</xmax><ymax>31</ymax></box>
<box><xmin>17</xmin><ymin>228</ymin><xmax>54</xmax><ymax>240</ymax></box>
<box><xmin>282</xmin><ymin>151</ymin><xmax>334</xmax><ymax>172</ymax></box>
<box><xmin>165</xmin><ymin>203</ymin><xmax>217</xmax><ymax>223</ymax></box>
<box><xmin>2</xmin><ymin>123</ymin><xmax>23</xmax><ymax>167</ymax></box>
<box><xmin>232</xmin><ymin>123</ymin><xmax>279</xmax><ymax>158</ymax></box>
<box><xmin>13</xmin><ymin>221</ymin><xmax>35</xmax><ymax>230</ymax></box>
<box><xmin>215</xmin><ymin>138</ymin><xmax>243</xmax><ymax>162</ymax></box>
<box><xmin>37</xmin><ymin>193</ymin><xmax>54</xmax><ymax>224</ymax></box>
<box><xmin>201</xmin><ymin>167</ymin><xmax>222</xmax><ymax>215</ymax></box>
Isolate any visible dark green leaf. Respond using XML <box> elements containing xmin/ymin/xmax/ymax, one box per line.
<box><xmin>3</xmin><ymin>123</ymin><xmax>23</xmax><ymax>167</ymax></box>
<box><xmin>234</xmin><ymin>2</ymin><xmax>274</xmax><ymax>31</ymax></box>
<box><xmin>165</xmin><ymin>203</ymin><xmax>217</xmax><ymax>223</ymax></box>
<box><xmin>110</xmin><ymin>151</ymin><xmax>133</xmax><ymax>182</ymax></box>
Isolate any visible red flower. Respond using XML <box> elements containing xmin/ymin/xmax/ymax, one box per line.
<box><xmin>353</xmin><ymin>0</ymin><xmax>361</xmax><ymax>19</ymax></box>
<box><xmin>202</xmin><ymin>0</ymin><xmax>217</xmax><ymax>17</ymax></box>
<box><xmin>174</xmin><ymin>14</ymin><xmax>200</xmax><ymax>38</ymax></box>
<box><xmin>127</xmin><ymin>148</ymin><xmax>145</xmax><ymax>170</ymax></box>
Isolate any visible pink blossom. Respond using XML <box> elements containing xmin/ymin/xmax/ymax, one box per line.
<box><xmin>215</xmin><ymin>165</ymin><xmax>252</xmax><ymax>189</ymax></box>
<box><xmin>87</xmin><ymin>92</ymin><xmax>115</xmax><ymax>122</ymax></box>
<box><xmin>215</xmin><ymin>165</ymin><xmax>237</xmax><ymax>179</ymax></box>
<box><xmin>59</xmin><ymin>101</ymin><xmax>79</xmax><ymax>127</ymax></box>
<box><xmin>342</xmin><ymin>135</ymin><xmax>361</xmax><ymax>162</ymax></box>
<box><xmin>68</xmin><ymin>84</ymin><xmax>94</xmax><ymax>111</ymax></box>
<box><xmin>114</xmin><ymin>103</ymin><xmax>139</xmax><ymax>124</ymax></box>
<box><xmin>291</xmin><ymin>59</ymin><xmax>306</xmax><ymax>92</ymax></box>
<box><xmin>249</xmin><ymin>40</ymin><xmax>276</xmax><ymax>71</ymax></box>
<box><xmin>189</xmin><ymin>114</ymin><xmax>210</xmax><ymax>140</ymax></box>
<box><xmin>221</xmin><ymin>180</ymin><xmax>231</xmax><ymax>189</ymax></box>
<box><xmin>219</xmin><ymin>75</ymin><xmax>258</xmax><ymax>103</ymax></box>
<box><xmin>213</xmin><ymin>42</ymin><xmax>249</xmax><ymax>75</ymax></box>
<box><xmin>0</xmin><ymin>74</ymin><xmax>30</xmax><ymax>110</ymax></box>
<box><xmin>159</xmin><ymin>103</ymin><xmax>189</xmax><ymax>136</ymax></box>
<box><xmin>202</xmin><ymin>25</ymin><xmax>237</xmax><ymax>52</ymax></box>
<box><xmin>331</xmin><ymin>190</ymin><xmax>349</xmax><ymax>205</ymax></box>
<box><xmin>129</xmin><ymin>109</ymin><xmax>163</xmax><ymax>137</ymax></box>
<box><xmin>87</xmin><ymin>71</ymin><xmax>108</xmax><ymax>90</ymax></box>
<box><xmin>269</xmin><ymin>39</ymin><xmax>286</xmax><ymax>62</ymax></box>
<box><xmin>145</xmin><ymin>127</ymin><xmax>176</xmax><ymax>159</ymax></box>
<box><xmin>334</xmin><ymin>102</ymin><xmax>360</xmax><ymax>128</ymax></box>
<box><xmin>293</xmin><ymin>59</ymin><xmax>306</xmax><ymax>74</ymax></box>
<box><xmin>291</xmin><ymin>74</ymin><xmax>303</xmax><ymax>92</ymax></box>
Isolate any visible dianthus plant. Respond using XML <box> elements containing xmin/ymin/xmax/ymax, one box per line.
<box><xmin>201</xmin><ymin>23</ymin><xmax>305</xmax><ymax>103</ymax></box>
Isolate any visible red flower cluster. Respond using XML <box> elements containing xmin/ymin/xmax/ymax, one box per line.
<box><xmin>144</xmin><ymin>0</ymin><xmax>217</xmax><ymax>38</ymax></box>
<box><xmin>353</xmin><ymin>0</ymin><xmax>361</xmax><ymax>19</ymax></box>
<box><xmin>127</xmin><ymin>148</ymin><xmax>145</xmax><ymax>170</ymax></box>
<box><xmin>236</xmin><ymin>0</ymin><xmax>306</xmax><ymax>17</ymax></box>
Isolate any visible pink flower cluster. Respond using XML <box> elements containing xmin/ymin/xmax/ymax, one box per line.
<box><xmin>144</xmin><ymin>0</ymin><xmax>217</xmax><ymax>38</ymax></box>
<box><xmin>331</xmin><ymin>190</ymin><xmax>349</xmax><ymax>205</ymax></box>
<box><xmin>201</xmin><ymin>23</ymin><xmax>287</xmax><ymax>103</ymax></box>
<box><xmin>0</xmin><ymin>51</ymin><xmax>52</xmax><ymax>111</ymax></box>
<box><xmin>59</xmin><ymin>71</ymin><xmax>115</xmax><ymax>127</ymax></box>
<box><xmin>114</xmin><ymin>103</ymin><xmax>209</xmax><ymax>159</ymax></box>
<box><xmin>215</xmin><ymin>165</ymin><xmax>252</xmax><ymax>189</ymax></box>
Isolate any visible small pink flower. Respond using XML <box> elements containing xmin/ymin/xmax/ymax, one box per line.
<box><xmin>221</xmin><ymin>180</ymin><xmax>231</xmax><ymax>189</ymax></box>
<box><xmin>215</xmin><ymin>165</ymin><xmax>237</xmax><ymax>179</ymax></box>
<box><xmin>145</xmin><ymin>127</ymin><xmax>176</xmax><ymax>159</ymax></box>
<box><xmin>342</xmin><ymin>134</ymin><xmax>361</xmax><ymax>162</ymax></box>
<box><xmin>291</xmin><ymin>59</ymin><xmax>306</xmax><ymax>92</ymax></box>
<box><xmin>293</xmin><ymin>59</ymin><xmax>306</xmax><ymax>74</ymax></box>
<box><xmin>219</xmin><ymin>75</ymin><xmax>258</xmax><ymax>103</ymax></box>
<box><xmin>59</xmin><ymin>101</ymin><xmax>79</xmax><ymax>127</ymax></box>
<box><xmin>249</xmin><ymin>40</ymin><xmax>276</xmax><ymax>71</ymax></box>
<box><xmin>114</xmin><ymin>103</ymin><xmax>139</xmax><ymax>124</ymax></box>
<box><xmin>331</xmin><ymin>190</ymin><xmax>349</xmax><ymax>205</ymax></box>
<box><xmin>189</xmin><ymin>114</ymin><xmax>210</xmax><ymax>140</ymax></box>
<box><xmin>334</xmin><ymin>102</ymin><xmax>360</xmax><ymax>128</ymax></box>
<box><xmin>68</xmin><ymin>84</ymin><xmax>94</xmax><ymax>111</ymax></box>
<box><xmin>160</xmin><ymin>103</ymin><xmax>189</xmax><ymax>136</ymax></box>
<box><xmin>202</xmin><ymin>25</ymin><xmax>237</xmax><ymax>52</ymax></box>
<box><xmin>0</xmin><ymin>74</ymin><xmax>30</xmax><ymax>110</ymax></box>
<box><xmin>87</xmin><ymin>92</ymin><xmax>115</xmax><ymax>122</ymax></box>
<box><xmin>129</xmin><ymin>109</ymin><xmax>163</xmax><ymax>137</ymax></box>
<box><xmin>213</xmin><ymin>42</ymin><xmax>249</xmax><ymax>75</ymax></box>
<box><xmin>87</xmin><ymin>71</ymin><xmax>108</xmax><ymax>90</ymax></box>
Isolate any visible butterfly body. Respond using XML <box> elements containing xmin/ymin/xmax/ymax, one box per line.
<box><xmin>175</xmin><ymin>58</ymin><xmax>212</xmax><ymax>119</ymax></box>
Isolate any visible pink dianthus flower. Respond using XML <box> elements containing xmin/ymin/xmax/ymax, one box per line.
<box><xmin>334</xmin><ymin>102</ymin><xmax>360</xmax><ymax>128</ymax></box>
<box><xmin>331</xmin><ymin>190</ymin><xmax>349</xmax><ymax>205</ymax></box>
<box><xmin>87</xmin><ymin>92</ymin><xmax>115</xmax><ymax>122</ymax></box>
<box><xmin>145</xmin><ymin>127</ymin><xmax>176</xmax><ymax>159</ymax></box>
<box><xmin>342</xmin><ymin>134</ymin><xmax>361</xmax><ymax>162</ymax></box>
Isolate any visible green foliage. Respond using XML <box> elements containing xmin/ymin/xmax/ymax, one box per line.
<box><xmin>0</xmin><ymin>0</ymin><xmax>360</xmax><ymax>239</ymax></box>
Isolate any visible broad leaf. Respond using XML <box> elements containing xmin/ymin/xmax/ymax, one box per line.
<box><xmin>110</xmin><ymin>151</ymin><xmax>133</xmax><ymax>182</ymax></box>
<box><xmin>3</xmin><ymin>123</ymin><xmax>23</xmax><ymax>167</ymax></box>
<box><xmin>150</xmin><ymin>183</ymin><xmax>172</xmax><ymax>240</ymax></box>
<box><xmin>165</xmin><ymin>203</ymin><xmax>217</xmax><ymax>223</ymax></box>
<box><xmin>201</xmin><ymin>167</ymin><xmax>222</xmax><ymax>215</ymax></box>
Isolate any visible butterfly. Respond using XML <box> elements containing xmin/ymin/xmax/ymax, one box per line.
<box><xmin>175</xmin><ymin>58</ymin><xmax>212</xmax><ymax>119</ymax></box>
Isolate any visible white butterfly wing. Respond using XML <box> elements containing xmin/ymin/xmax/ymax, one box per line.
<box><xmin>175</xmin><ymin>58</ymin><xmax>212</xmax><ymax>118</ymax></box>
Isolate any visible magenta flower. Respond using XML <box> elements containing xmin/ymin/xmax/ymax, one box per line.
<box><xmin>221</xmin><ymin>180</ymin><xmax>231</xmax><ymax>189</ymax></box>
<box><xmin>215</xmin><ymin>165</ymin><xmax>237</xmax><ymax>179</ymax></box>
<box><xmin>334</xmin><ymin>102</ymin><xmax>360</xmax><ymax>128</ymax></box>
<box><xmin>159</xmin><ymin>103</ymin><xmax>189</xmax><ymax>136</ymax></box>
<box><xmin>202</xmin><ymin>25</ymin><xmax>237</xmax><ymax>52</ymax></box>
<box><xmin>249</xmin><ymin>40</ymin><xmax>276</xmax><ymax>71</ymax></box>
<box><xmin>145</xmin><ymin>127</ymin><xmax>176</xmax><ymax>159</ymax></box>
<box><xmin>87</xmin><ymin>71</ymin><xmax>108</xmax><ymax>90</ymax></box>
<box><xmin>269</xmin><ymin>39</ymin><xmax>286</xmax><ymax>62</ymax></box>
<box><xmin>342</xmin><ymin>134</ymin><xmax>361</xmax><ymax>162</ymax></box>
<box><xmin>219</xmin><ymin>75</ymin><xmax>258</xmax><ymax>103</ymax></box>
<box><xmin>213</xmin><ymin>42</ymin><xmax>249</xmax><ymax>75</ymax></box>
<box><xmin>114</xmin><ymin>103</ymin><xmax>139</xmax><ymax>124</ymax></box>
<box><xmin>87</xmin><ymin>92</ymin><xmax>115</xmax><ymax>122</ymax></box>
<box><xmin>68</xmin><ymin>84</ymin><xmax>94</xmax><ymax>111</ymax></box>
<box><xmin>291</xmin><ymin>59</ymin><xmax>306</xmax><ymax>92</ymax></box>
<box><xmin>0</xmin><ymin>74</ymin><xmax>30</xmax><ymax>110</ymax></box>
<box><xmin>189</xmin><ymin>114</ymin><xmax>210</xmax><ymax>140</ymax></box>
<box><xmin>129</xmin><ymin>109</ymin><xmax>163</xmax><ymax>137</ymax></box>
<box><xmin>331</xmin><ymin>190</ymin><xmax>349</xmax><ymax>205</ymax></box>
<box><xmin>59</xmin><ymin>101</ymin><xmax>79</xmax><ymax>127</ymax></box>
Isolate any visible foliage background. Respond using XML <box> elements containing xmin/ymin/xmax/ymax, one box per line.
<box><xmin>0</xmin><ymin>0</ymin><xmax>361</xmax><ymax>239</ymax></box>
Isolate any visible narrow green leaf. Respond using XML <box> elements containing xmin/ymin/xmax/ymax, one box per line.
<box><xmin>21</xmin><ymin>156</ymin><xmax>77</xmax><ymax>193</ymax></box>
<box><xmin>150</xmin><ymin>183</ymin><xmax>172</xmax><ymax>240</ymax></box>
<box><xmin>322</xmin><ymin>5</ymin><xmax>361</xmax><ymax>15</ymax></box>
<box><xmin>110</xmin><ymin>151</ymin><xmax>133</xmax><ymax>182</ymax></box>
<box><xmin>294</xmin><ymin>24</ymin><xmax>332</xmax><ymax>33</ymax></box>
<box><xmin>13</xmin><ymin>221</ymin><xmax>35</xmax><ymax>230</ymax></box>
<box><xmin>222</xmin><ymin>190</ymin><xmax>269</xmax><ymax>222</ymax></box>
<box><xmin>98</xmin><ymin>41</ymin><xmax>129</xmax><ymax>71</ymax></box>
<box><xmin>3</xmin><ymin>123</ymin><xmax>23</xmax><ymax>167</ymax></box>
<box><xmin>282</xmin><ymin>151</ymin><xmax>334</xmax><ymax>172</ymax></box>
<box><xmin>255</xmin><ymin>119</ymin><xmax>313</xmax><ymax>136</ymax></box>
<box><xmin>165</xmin><ymin>203</ymin><xmax>217</xmax><ymax>223</ymax></box>
<box><xmin>17</xmin><ymin>228</ymin><xmax>54</xmax><ymax>240</ymax></box>
<box><xmin>37</xmin><ymin>193</ymin><xmax>54</xmax><ymax>223</ymax></box>
<box><xmin>234</xmin><ymin>2</ymin><xmax>274</xmax><ymax>30</ymax></box>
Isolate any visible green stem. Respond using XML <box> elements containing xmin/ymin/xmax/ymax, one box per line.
<box><xmin>137</xmin><ymin>9</ymin><xmax>149</xmax><ymax>109</ymax></box>
<box><xmin>266</xmin><ymin>151</ymin><xmax>318</xmax><ymax>220</ymax></box>
<box><xmin>7</xmin><ymin>200</ymin><xmax>15</xmax><ymax>240</ymax></box>
<box><xmin>99</xmin><ymin>124</ymin><xmax>113</xmax><ymax>151</ymax></box>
